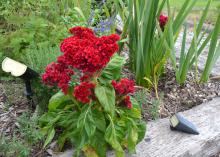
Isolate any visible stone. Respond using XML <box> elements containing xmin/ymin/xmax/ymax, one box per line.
<box><xmin>52</xmin><ymin>150</ymin><xmax>73</xmax><ymax>157</ymax></box>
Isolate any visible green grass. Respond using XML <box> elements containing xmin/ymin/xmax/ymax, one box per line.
<box><xmin>167</xmin><ymin>0</ymin><xmax>220</xmax><ymax>23</ymax></box>
<box><xmin>169</xmin><ymin>0</ymin><xmax>220</xmax><ymax>10</ymax></box>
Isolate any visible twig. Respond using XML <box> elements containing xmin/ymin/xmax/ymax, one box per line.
<box><xmin>33</xmin><ymin>149</ymin><xmax>44</xmax><ymax>157</ymax></box>
<box><xmin>210</xmin><ymin>76</ymin><xmax>220</xmax><ymax>80</ymax></box>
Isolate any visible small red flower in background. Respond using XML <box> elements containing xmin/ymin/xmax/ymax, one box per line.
<box><xmin>112</xmin><ymin>78</ymin><xmax>135</xmax><ymax>95</ymax></box>
<box><xmin>73</xmin><ymin>82</ymin><xmax>95</xmax><ymax>104</ymax></box>
<box><xmin>124</xmin><ymin>96</ymin><xmax>132</xmax><ymax>109</ymax></box>
<box><xmin>159</xmin><ymin>14</ymin><xmax>168</xmax><ymax>31</ymax></box>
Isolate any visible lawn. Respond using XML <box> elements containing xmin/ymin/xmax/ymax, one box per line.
<box><xmin>170</xmin><ymin>0</ymin><xmax>220</xmax><ymax>10</ymax></box>
<box><xmin>169</xmin><ymin>0</ymin><xmax>220</xmax><ymax>23</ymax></box>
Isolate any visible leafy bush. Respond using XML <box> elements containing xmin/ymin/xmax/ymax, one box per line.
<box><xmin>39</xmin><ymin>27</ymin><xmax>146</xmax><ymax>157</ymax></box>
<box><xmin>21</xmin><ymin>45</ymin><xmax>61</xmax><ymax>74</ymax></box>
<box><xmin>0</xmin><ymin>0</ymin><xmax>87</xmax><ymax>61</ymax></box>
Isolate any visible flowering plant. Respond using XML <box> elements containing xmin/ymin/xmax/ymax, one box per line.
<box><xmin>39</xmin><ymin>26</ymin><xmax>146</xmax><ymax>157</ymax></box>
<box><xmin>159</xmin><ymin>14</ymin><xmax>168</xmax><ymax>31</ymax></box>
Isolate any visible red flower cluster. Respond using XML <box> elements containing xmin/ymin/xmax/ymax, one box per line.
<box><xmin>112</xmin><ymin>78</ymin><xmax>135</xmax><ymax>95</ymax></box>
<box><xmin>73</xmin><ymin>82</ymin><xmax>95</xmax><ymax>103</ymax></box>
<box><xmin>159</xmin><ymin>14</ymin><xmax>168</xmax><ymax>31</ymax></box>
<box><xmin>124</xmin><ymin>96</ymin><xmax>132</xmax><ymax>109</ymax></box>
<box><xmin>60</xmin><ymin>26</ymin><xmax>120</xmax><ymax>73</ymax></box>
<box><xmin>42</xmin><ymin>26</ymin><xmax>120</xmax><ymax>96</ymax></box>
<box><xmin>42</xmin><ymin>62</ymin><xmax>74</xmax><ymax>94</ymax></box>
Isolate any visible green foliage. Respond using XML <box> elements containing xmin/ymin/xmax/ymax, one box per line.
<box><xmin>95</xmin><ymin>84</ymin><xmax>116</xmax><ymax>116</ymax></box>
<box><xmin>124</xmin><ymin>0</ymin><xmax>220</xmax><ymax>87</ymax></box>
<box><xmin>200</xmin><ymin>13</ymin><xmax>220</xmax><ymax>82</ymax></box>
<box><xmin>39</xmin><ymin>54</ymin><xmax>146</xmax><ymax>157</ymax></box>
<box><xmin>21</xmin><ymin>45</ymin><xmax>61</xmax><ymax>74</ymax></box>
<box><xmin>0</xmin><ymin>113</ymin><xmax>43</xmax><ymax>157</ymax></box>
<box><xmin>175</xmin><ymin>0</ymin><xmax>220</xmax><ymax>84</ymax></box>
<box><xmin>133</xmin><ymin>89</ymin><xmax>149</xmax><ymax>108</ymax></box>
<box><xmin>149</xmin><ymin>95</ymin><xmax>163</xmax><ymax>120</ymax></box>
<box><xmin>0</xmin><ymin>135</ymin><xmax>30</xmax><ymax>157</ymax></box>
<box><xmin>16</xmin><ymin>113</ymin><xmax>44</xmax><ymax>145</ymax></box>
<box><xmin>124</xmin><ymin>0</ymin><xmax>171</xmax><ymax>86</ymax></box>
<box><xmin>0</xmin><ymin>0</ymin><xmax>87</xmax><ymax>62</ymax></box>
<box><xmin>101</xmin><ymin>54</ymin><xmax>126</xmax><ymax>81</ymax></box>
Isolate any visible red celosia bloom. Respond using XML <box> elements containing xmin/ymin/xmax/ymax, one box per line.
<box><xmin>112</xmin><ymin>78</ymin><xmax>135</xmax><ymax>95</ymax></box>
<box><xmin>159</xmin><ymin>14</ymin><xmax>168</xmax><ymax>30</ymax></box>
<box><xmin>73</xmin><ymin>82</ymin><xmax>95</xmax><ymax>103</ymax></box>
<box><xmin>80</xmin><ymin>73</ymin><xmax>93</xmax><ymax>82</ymax></box>
<box><xmin>42</xmin><ymin>26</ymin><xmax>120</xmax><ymax>95</ymax></box>
<box><xmin>124</xmin><ymin>96</ymin><xmax>132</xmax><ymax>109</ymax></box>
<box><xmin>60</xmin><ymin>27</ymin><xmax>120</xmax><ymax>73</ymax></box>
<box><xmin>42</xmin><ymin>62</ymin><xmax>74</xmax><ymax>94</ymax></box>
<box><xmin>69</xmin><ymin>26</ymin><xmax>94</xmax><ymax>38</ymax></box>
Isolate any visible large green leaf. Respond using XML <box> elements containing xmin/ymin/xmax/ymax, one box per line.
<box><xmin>57</xmin><ymin>112</ymin><xmax>79</xmax><ymax>150</ymax></box>
<box><xmin>95</xmin><ymin>84</ymin><xmax>115</xmax><ymax>115</ymax></box>
<box><xmin>43</xmin><ymin>127</ymin><xmax>55</xmax><ymax>148</ymax></box>
<box><xmin>77</xmin><ymin>105</ymin><xmax>96</xmax><ymax>137</ymax></box>
<box><xmin>127</xmin><ymin>122</ymin><xmax>138</xmax><ymax>153</ymax></box>
<box><xmin>38</xmin><ymin>112</ymin><xmax>57</xmax><ymax>127</ymax></box>
<box><xmin>57</xmin><ymin>111</ymin><xmax>79</xmax><ymax>128</ymax></box>
<box><xmin>48</xmin><ymin>91</ymin><xmax>73</xmax><ymax>111</ymax></box>
<box><xmin>136</xmin><ymin>121</ymin><xmax>147</xmax><ymax>143</ymax></box>
<box><xmin>101</xmin><ymin>54</ymin><xmax>126</xmax><ymax>81</ymax></box>
<box><xmin>105</xmin><ymin>115</ymin><xmax>124</xmax><ymax>157</ymax></box>
<box><xmin>127</xmin><ymin>97</ymin><xmax>142</xmax><ymax>119</ymax></box>
<box><xmin>90</xmin><ymin>130</ymin><xmax>107</xmax><ymax>157</ymax></box>
<box><xmin>92</xmin><ymin>109</ymin><xmax>106</xmax><ymax>132</ymax></box>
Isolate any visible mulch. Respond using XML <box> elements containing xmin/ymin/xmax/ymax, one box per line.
<box><xmin>140</xmin><ymin>64</ymin><xmax>220</xmax><ymax>121</ymax></box>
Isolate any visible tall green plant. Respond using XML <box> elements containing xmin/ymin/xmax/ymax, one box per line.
<box><xmin>126</xmin><ymin>0</ymin><xmax>197</xmax><ymax>88</ymax></box>
<box><xmin>175</xmin><ymin>0</ymin><xmax>220</xmax><ymax>84</ymax></box>
<box><xmin>200</xmin><ymin>13</ymin><xmax>220</xmax><ymax>82</ymax></box>
<box><xmin>175</xmin><ymin>0</ymin><xmax>210</xmax><ymax>84</ymax></box>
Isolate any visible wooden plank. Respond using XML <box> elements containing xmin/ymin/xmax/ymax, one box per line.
<box><xmin>126</xmin><ymin>97</ymin><xmax>220</xmax><ymax>157</ymax></box>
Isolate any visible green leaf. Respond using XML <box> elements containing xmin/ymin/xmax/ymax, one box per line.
<box><xmin>127</xmin><ymin>123</ymin><xmax>138</xmax><ymax>153</ymax></box>
<box><xmin>136</xmin><ymin>121</ymin><xmax>147</xmax><ymax>143</ymax></box>
<box><xmin>90</xmin><ymin>131</ymin><xmax>107</xmax><ymax>157</ymax></box>
<box><xmin>200</xmin><ymin>12</ymin><xmax>220</xmax><ymax>82</ymax></box>
<box><xmin>83</xmin><ymin>146</ymin><xmax>99</xmax><ymax>157</ymax></box>
<box><xmin>38</xmin><ymin>112</ymin><xmax>57</xmax><ymax>127</ymax></box>
<box><xmin>105</xmin><ymin>115</ymin><xmax>124</xmax><ymax>157</ymax></box>
<box><xmin>95</xmin><ymin>84</ymin><xmax>115</xmax><ymax>115</ymax></box>
<box><xmin>43</xmin><ymin>127</ymin><xmax>55</xmax><ymax>148</ymax></box>
<box><xmin>92</xmin><ymin>109</ymin><xmax>106</xmax><ymax>132</ymax></box>
<box><xmin>77</xmin><ymin>105</ymin><xmax>96</xmax><ymax>137</ymax></box>
<box><xmin>48</xmin><ymin>91</ymin><xmax>73</xmax><ymax>111</ymax></box>
<box><xmin>123</xmin><ymin>97</ymin><xmax>141</xmax><ymax>119</ymax></box>
<box><xmin>101</xmin><ymin>54</ymin><xmax>125</xmax><ymax>81</ymax></box>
